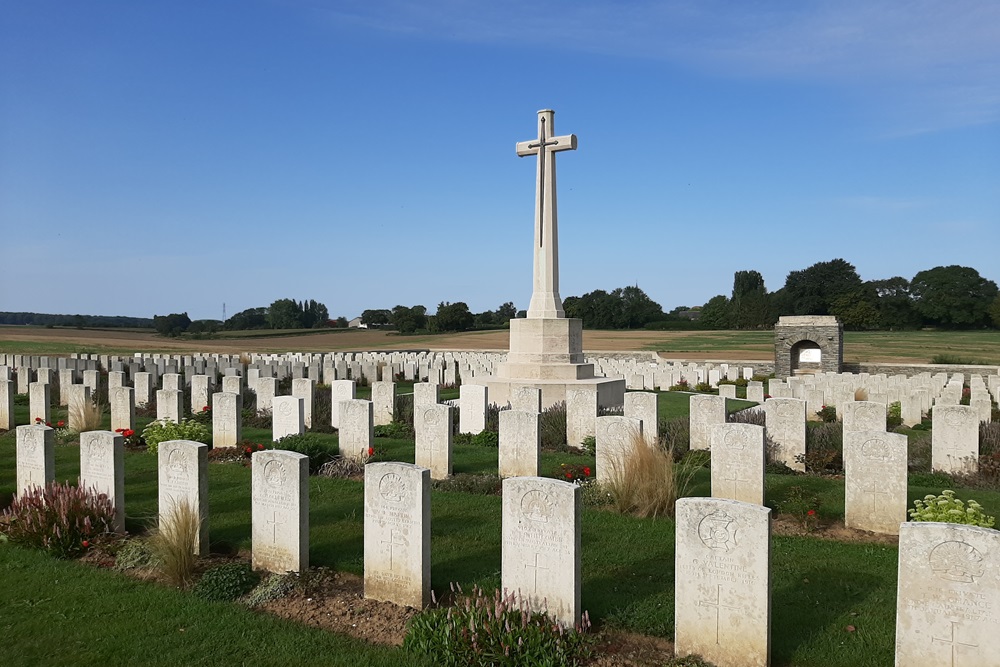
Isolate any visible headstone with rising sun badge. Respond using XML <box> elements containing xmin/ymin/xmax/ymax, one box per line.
<box><xmin>158</xmin><ymin>439</ymin><xmax>209</xmax><ymax>555</ymax></box>
<box><xmin>252</xmin><ymin>449</ymin><xmax>309</xmax><ymax>573</ymax></box>
<box><xmin>79</xmin><ymin>430</ymin><xmax>125</xmax><ymax>532</ymax></box>
<box><xmin>674</xmin><ymin>497</ymin><xmax>771</xmax><ymax>667</ymax></box>
<box><xmin>895</xmin><ymin>522</ymin><xmax>1000</xmax><ymax>666</ymax></box>
<box><xmin>501</xmin><ymin>477</ymin><xmax>581</xmax><ymax>628</ymax></box>
<box><xmin>363</xmin><ymin>462</ymin><xmax>431</xmax><ymax>607</ymax></box>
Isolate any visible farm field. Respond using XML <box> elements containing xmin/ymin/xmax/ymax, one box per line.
<box><xmin>2</xmin><ymin>325</ymin><xmax>1000</xmax><ymax>365</ymax></box>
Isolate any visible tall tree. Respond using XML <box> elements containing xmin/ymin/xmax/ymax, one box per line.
<box><xmin>361</xmin><ymin>309</ymin><xmax>392</xmax><ymax>327</ymax></box>
<box><xmin>869</xmin><ymin>277</ymin><xmax>920</xmax><ymax>330</ymax></box>
<box><xmin>699</xmin><ymin>295</ymin><xmax>732</xmax><ymax>329</ymax></box>
<box><xmin>730</xmin><ymin>270</ymin><xmax>772</xmax><ymax>329</ymax></box>
<box><xmin>390</xmin><ymin>305</ymin><xmax>427</xmax><ymax>333</ymax></box>
<box><xmin>267</xmin><ymin>298</ymin><xmax>302</xmax><ymax>329</ymax></box>
<box><xmin>152</xmin><ymin>312</ymin><xmax>191</xmax><ymax>337</ymax></box>
<box><xmin>910</xmin><ymin>265</ymin><xmax>999</xmax><ymax>328</ymax></box>
<box><xmin>780</xmin><ymin>259</ymin><xmax>863</xmax><ymax>315</ymax></box>
<box><xmin>433</xmin><ymin>302</ymin><xmax>474</xmax><ymax>332</ymax></box>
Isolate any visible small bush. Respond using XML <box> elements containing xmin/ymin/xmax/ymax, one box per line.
<box><xmin>603</xmin><ymin>435</ymin><xmax>697</xmax><ymax>519</ymax></box>
<box><xmin>274</xmin><ymin>433</ymin><xmax>334</xmax><ymax>474</ymax></box>
<box><xmin>799</xmin><ymin>422</ymin><xmax>843</xmax><ymax>474</ymax></box>
<box><xmin>114</xmin><ymin>538</ymin><xmax>156</xmax><ymax>571</ymax></box>
<box><xmin>454</xmin><ymin>429</ymin><xmax>500</xmax><ymax>447</ymax></box>
<box><xmin>658</xmin><ymin>417</ymin><xmax>690</xmax><ymax>459</ymax></box>
<box><xmin>816</xmin><ymin>405</ymin><xmax>837</xmax><ymax>422</ymax></box>
<box><xmin>193</xmin><ymin>562</ymin><xmax>261</xmax><ymax>602</ymax></box>
<box><xmin>580</xmin><ymin>435</ymin><xmax>596</xmax><ymax>455</ymax></box>
<box><xmin>394</xmin><ymin>393</ymin><xmax>415</xmax><ymax>427</ymax></box>
<box><xmin>1</xmin><ymin>481</ymin><xmax>116</xmax><ymax>558</ymax></box>
<box><xmin>887</xmin><ymin>401</ymin><xmax>902</xmax><ymax>429</ymax></box>
<box><xmin>909</xmin><ymin>490</ymin><xmax>996</xmax><ymax>527</ymax></box>
<box><xmin>13</xmin><ymin>392</ymin><xmax>29</xmax><ymax>406</ymax></box>
<box><xmin>776</xmin><ymin>485</ymin><xmax>821</xmax><ymax>531</ymax></box>
<box><xmin>149</xmin><ymin>499</ymin><xmax>201</xmax><ymax>588</ymax></box>
<box><xmin>694</xmin><ymin>382</ymin><xmax>713</xmax><ymax>393</ymax></box>
<box><xmin>667</xmin><ymin>379</ymin><xmax>690</xmax><ymax>392</ymax></box>
<box><xmin>142</xmin><ymin>418</ymin><xmax>211</xmax><ymax>454</ymax></box>
<box><xmin>242</xmin><ymin>572</ymin><xmax>296</xmax><ymax>607</ymax></box>
<box><xmin>540</xmin><ymin>402</ymin><xmax>568</xmax><ymax>450</ymax></box>
<box><xmin>374</xmin><ymin>420</ymin><xmax>414</xmax><ymax>439</ymax></box>
<box><xmin>404</xmin><ymin>584</ymin><xmax>594</xmax><ymax>667</ymax></box>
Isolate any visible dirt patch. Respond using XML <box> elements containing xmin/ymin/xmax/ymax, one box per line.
<box><xmin>587</xmin><ymin>632</ymin><xmax>676</xmax><ymax>666</ymax></box>
<box><xmin>771</xmin><ymin>515</ymin><xmax>899</xmax><ymax>545</ymax></box>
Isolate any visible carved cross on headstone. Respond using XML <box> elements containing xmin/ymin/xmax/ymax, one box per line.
<box><xmin>721</xmin><ymin>466</ymin><xmax>751</xmax><ymax>498</ymax></box>
<box><xmin>267</xmin><ymin>511</ymin><xmax>285</xmax><ymax>543</ymax></box>
<box><xmin>381</xmin><ymin>528</ymin><xmax>407</xmax><ymax>571</ymax></box>
<box><xmin>698</xmin><ymin>584</ymin><xmax>743</xmax><ymax>645</ymax></box>
<box><xmin>516</xmin><ymin>109</ymin><xmax>577</xmax><ymax>319</ymax></box>
<box><xmin>524</xmin><ymin>552</ymin><xmax>550</xmax><ymax>593</ymax></box>
<box><xmin>932</xmin><ymin>620</ymin><xmax>978</xmax><ymax>667</ymax></box>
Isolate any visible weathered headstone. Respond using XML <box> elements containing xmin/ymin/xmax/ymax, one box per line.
<box><xmin>932</xmin><ymin>405</ymin><xmax>979</xmax><ymax>474</ymax></box>
<box><xmin>510</xmin><ymin>385</ymin><xmax>542</xmax><ymax>413</ymax></box>
<box><xmin>157</xmin><ymin>439</ymin><xmax>209</xmax><ymax>555</ymax></box>
<box><xmin>502</xmin><ymin>477</ymin><xmax>581</xmax><ymax>628</ymax></box>
<box><xmin>80</xmin><ymin>430</ymin><xmax>125</xmax><ymax>532</ymax></box>
<box><xmin>499</xmin><ymin>410</ymin><xmax>540</xmax><ymax>478</ymax></box>
<box><xmin>843</xmin><ymin>430</ymin><xmax>907</xmax><ymax>534</ymax></box>
<box><xmin>842</xmin><ymin>400</ymin><xmax>886</xmax><ymax>433</ymax></box>
<box><xmin>566</xmin><ymin>386</ymin><xmax>597</xmax><ymax>448</ymax></box>
<box><xmin>190</xmin><ymin>374</ymin><xmax>211</xmax><ymax>415</ymax></box>
<box><xmin>895</xmin><ymin>522</ymin><xmax>1000</xmax><ymax>666</ymax></box>
<box><xmin>690</xmin><ymin>395</ymin><xmax>726</xmax><ymax>451</ymax></box>
<box><xmin>718</xmin><ymin>384</ymin><xmax>737</xmax><ymax>399</ymax></box>
<box><xmin>221</xmin><ymin>374</ymin><xmax>242</xmax><ymax>396</ymax></box>
<box><xmin>66</xmin><ymin>384</ymin><xmax>92</xmax><ymax>432</ymax></box>
<box><xmin>109</xmin><ymin>386</ymin><xmax>135</xmax><ymax>433</ymax></box>
<box><xmin>371</xmin><ymin>381</ymin><xmax>396</xmax><ymax>427</ymax></box>
<box><xmin>413</xmin><ymin>382</ymin><xmax>439</xmax><ymax>412</ymax></box>
<box><xmin>458</xmin><ymin>384</ymin><xmax>487</xmax><ymax>434</ymax></box>
<box><xmin>272</xmin><ymin>396</ymin><xmax>305</xmax><ymax>442</ymax></box>
<box><xmin>291</xmin><ymin>378</ymin><xmax>315</xmax><ymax>429</ymax></box>
<box><xmin>595</xmin><ymin>415</ymin><xmax>642</xmax><ymax>484</ymax></box>
<box><xmin>212</xmin><ymin>391</ymin><xmax>242</xmax><ymax>448</ymax></box>
<box><xmin>339</xmin><ymin>399</ymin><xmax>374</xmax><ymax>462</ymax></box>
<box><xmin>330</xmin><ymin>379</ymin><xmax>356</xmax><ymax>428</ymax></box>
<box><xmin>764</xmin><ymin>398</ymin><xmax>806</xmax><ymax>472</ymax></box>
<box><xmin>624</xmin><ymin>391</ymin><xmax>658</xmax><ymax>444</ymax></box>
<box><xmin>710</xmin><ymin>424</ymin><xmax>765</xmax><ymax>506</ymax></box>
<box><xmin>16</xmin><ymin>424</ymin><xmax>54</xmax><ymax>496</ymax></box>
<box><xmin>414</xmin><ymin>404</ymin><xmax>452</xmax><ymax>479</ymax></box>
<box><xmin>255</xmin><ymin>376</ymin><xmax>277</xmax><ymax>415</ymax></box>
<box><xmin>156</xmin><ymin>389</ymin><xmax>184</xmax><ymax>423</ymax></box>
<box><xmin>252</xmin><ymin>449</ymin><xmax>309</xmax><ymax>573</ymax></box>
<box><xmin>0</xmin><ymin>379</ymin><xmax>13</xmax><ymax>430</ymax></box>
<box><xmin>162</xmin><ymin>372</ymin><xmax>181</xmax><ymax>392</ymax></box>
<box><xmin>133</xmin><ymin>372</ymin><xmax>153</xmax><ymax>406</ymax></box>
<box><xmin>364</xmin><ymin>462</ymin><xmax>431</xmax><ymax>608</ymax></box>
<box><xmin>674</xmin><ymin>497</ymin><xmax>771</xmax><ymax>667</ymax></box>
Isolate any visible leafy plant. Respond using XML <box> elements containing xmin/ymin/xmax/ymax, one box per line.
<box><xmin>540</xmin><ymin>402</ymin><xmax>568</xmax><ymax>450</ymax></box>
<box><xmin>657</xmin><ymin>417</ymin><xmax>690</xmax><ymax>459</ymax></box>
<box><xmin>114</xmin><ymin>538</ymin><xmax>156</xmax><ymax>571</ymax></box>
<box><xmin>374</xmin><ymin>420</ymin><xmax>415</xmax><ymax>439</ymax></box>
<box><xmin>887</xmin><ymin>401</ymin><xmax>903</xmax><ymax>429</ymax></box>
<box><xmin>142</xmin><ymin>418</ymin><xmax>211</xmax><ymax>454</ymax></box>
<box><xmin>193</xmin><ymin>562</ymin><xmax>261</xmax><ymax>602</ymax></box>
<box><xmin>275</xmin><ymin>433</ymin><xmax>334</xmax><ymax>474</ymax></box>
<box><xmin>432</xmin><ymin>473</ymin><xmax>503</xmax><ymax>496</ymax></box>
<box><xmin>580</xmin><ymin>435</ymin><xmax>596</xmax><ymax>455</ymax></box>
<box><xmin>1</xmin><ymin>481</ymin><xmax>116</xmax><ymax>558</ymax></box>
<box><xmin>816</xmin><ymin>405</ymin><xmax>837</xmax><ymax>422</ymax></box>
<box><xmin>242</xmin><ymin>572</ymin><xmax>296</xmax><ymax>608</ymax></box>
<box><xmin>149</xmin><ymin>499</ymin><xmax>201</xmax><ymax>588</ymax></box>
<box><xmin>667</xmin><ymin>379</ymin><xmax>690</xmax><ymax>392</ymax></box>
<box><xmin>798</xmin><ymin>421</ymin><xmax>844</xmax><ymax>474</ymax></box>
<box><xmin>776</xmin><ymin>485</ymin><xmax>821</xmax><ymax>531</ymax></box>
<box><xmin>404</xmin><ymin>584</ymin><xmax>594</xmax><ymax>667</ymax></box>
<box><xmin>559</xmin><ymin>462</ymin><xmax>592</xmax><ymax>483</ymax></box>
<box><xmin>453</xmin><ymin>430</ymin><xmax>500</xmax><ymax>447</ymax></box>
<box><xmin>908</xmin><ymin>490</ymin><xmax>996</xmax><ymax>527</ymax></box>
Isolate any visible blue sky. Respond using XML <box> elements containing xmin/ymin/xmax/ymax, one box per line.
<box><xmin>2</xmin><ymin>0</ymin><xmax>998</xmax><ymax>321</ymax></box>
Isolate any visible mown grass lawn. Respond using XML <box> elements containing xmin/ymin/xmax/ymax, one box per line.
<box><xmin>2</xmin><ymin>395</ymin><xmax>1000</xmax><ymax>666</ymax></box>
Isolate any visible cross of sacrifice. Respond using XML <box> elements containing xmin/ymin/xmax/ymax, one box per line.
<box><xmin>515</xmin><ymin>109</ymin><xmax>577</xmax><ymax>319</ymax></box>
<box><xmin>932</xmin><ymin>620</ymin><xmax>979</xmax><ymax>667</ymax></box>
<box><xmin>524</xmin><ymin>552</ymin><xmax>550</xmax><ymax>593</ymax></box>
<box><xmin>698</xmin><ymin>584</ymin><xmax>743</xmax><ymax>645</ymax></box>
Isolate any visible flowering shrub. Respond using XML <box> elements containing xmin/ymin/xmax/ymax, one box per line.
<box><xmin>667</xmin><ymin>379</ymin><xmax>690</xmax><ymax>392</ymax></box>
<box><xmin>115</xmin><ymin>427</ymin><xmax>143</xmax><ymax>449</ymax></box>
<box><xmin>560</xmin><ymin>462</ymin><xmax>592</xmax><ymax>483</ymax></box>
<box><xmin>142</xmin><ymin>418</ymin><xmax>211</xmax><ymax>454</ymax></box>
<box><xmin>1</xmin><ymin>481</ymin><xmax>116</xmax><ymax>558</ymax></box>
<box><xmin>777</xmin><ymin>485</ymin><xmax>821</xmax><ymax>531</ymax></box>
<box><xmin>242</xmin><ymin>442</ymin><xmax>268</xmax><ymax>460</ymax></box>
<box><xmin>192</xmin><ymin>405</ymin><xmax>212</xmax><ymax>425</ymax></box>
<box><xmin>404</xmin><ymin>584</ymin><xmax>594</xmax><ymax>667</ymax></box>
<box><xmin>909</xmin><ymin>490</ymin><xmax>995</xmax><ymax>528</ymax></box>
<box><xmin>816</xmin><ymin>405</ymin><xmax>837</xmax><ymax>422</ymax></box>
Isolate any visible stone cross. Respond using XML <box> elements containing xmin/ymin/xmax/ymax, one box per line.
<box><xmin>516</xmin><ymin>109</ymin><xmax>577</xmax><ymax>319</ymax></box>
<box><xmin>698</xmin><ymin>584</ymin><xmax>744</xmax><ymax>645</ymax></box>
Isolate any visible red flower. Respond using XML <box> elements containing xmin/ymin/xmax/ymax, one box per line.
<box><xmin>124</xmin><ymin>429</ymin><xmax>134</xmax><ymax>437</ymax></box>
<box><xmin>115</xmin><ymin>428</ymin><xmax>124</xmax><ymax>433</ymax></box>
<box><xmin>202</xmin><ymin>406</ymin><xmax>210</xmax><ymax>412</ymax></box>
<box><xmin>81</xmin><ymin>540</ymin><xmax>90</xmax><ymax>548</ymax></box>
<box><xmin>807</xmin><ymin>510</ymin><xmax>816</xmax><ymax>516</ymax></box>
<box><xmin>367</xmin><ymin>447</ymin><xmax>374</xmax><ymax>457</ymax></box>
<box><xmin>35</xmin><ymin>417</ymin><xmax>42</xmax><ymax>422</ymax></box>
<box><xmin>45</xmin><ymin>422</ymin><xmax>51</xmax><ymax>427</ymax></box>
<box><xmin>244</xmin><ymin>447</ymin><xmax>252</xmax><ymax>454</ymax></box>
<box><xmin>565</xmin><ymin>472</ymin><xmax>573</xmax><ymax>479</ymax></box>
<box><xmin>257</xmin><ymin>444</ymin><xmax>264</xmax><ymax>450</ymax></box>
<box><xmin>57</xmin><ymin>421</ymin><xmax>65</xmax><ymax>427</ymax></box>
<box><xmin>583</xmin><ymin>467</ymin><xmax>591</xmax><ymax>477</ymax></box>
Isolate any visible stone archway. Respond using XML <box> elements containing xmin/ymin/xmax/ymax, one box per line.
<box><xmin>774</xmin><ymin>316</ymin><xmax>843</xmax><ymax>379</ymax></box>
<box><xmin>790</xmin><ymin>340</ymin><xmax>822</xmax><ymax>375</ymax></box>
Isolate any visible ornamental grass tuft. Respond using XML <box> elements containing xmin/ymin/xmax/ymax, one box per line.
<box><xmin>149</xmin><ymin>499</ymin><xmax>201</xmax><ymax>588</ymax></box>
<box><xmin>603</xmin><ymin>434</ymin><xmax>698</xmax><ymax>519</ymax></box>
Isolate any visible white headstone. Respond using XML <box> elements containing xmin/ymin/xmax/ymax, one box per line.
<box><xmin>212</xmin><ymin>391</ymin><xmax>242</xmax><ymax>448</ymax></box>
<box><xmin>252</xmin><ymin>449</ymin><xmax>309</xmax><ymax>573</ymax></box>
<box><xmin>156</xmin><ymin>389</ymin><xmax>184</xmax><ymax>424</ymax></box>
<box><xmin>502</xmin><ymin>476</ymin><xmax>581</xmax><ymax>628</ymax></box>
<box><xmin>690</xmin><ymin>395</ymin><xmax>726</xmax><ymax>451</ymax></box>
<box><xmin>710</xmin><ymin>424</ymin><xmax>765</xmax><ymax>506</ymax></box>
<box><xmin>510</xmin><ymin>385</ymin><xmax>542</xmax><ymax>413</ymax></box>
<box><xmin>842</xmin><ymin>400</ymin><xmax>886</xmax><ymax>433</ymax></box>
<box><xmin>414</xmin><ymin>404</ymin><xmax>452</xmax><ymax>479</ymax></box>
<box><xmin>272</xmin><ymin>396</ymin><xmax>305</xmax><ymax>442</ymax></box>
<box><xmin>843</xmin><ymin>430</ymin><xmax>907</xmax><ymax>535</ymax></box>
<box><xmin>157</xmin><ymin>440</ymin><xmax>209</xmax><ymax>555</ymax></box>
<box><xmin>565</xmin><ymin>386</ymin><xmax>598</xmax><ymax>448</ymax></box>
<box><xmin>624</xmin><ymin>391</ymin><xmax>658</xmax><ymax>444</ymax></box>
<box><xmin>371</xmin><ymin>381</ymin><xmax>396</xmax><ymax>427</ymax></box>
<box><xmin>413</xmin><ymin>382</ymin><xmax>439</xmax><ymax>412</ymax></box>
<box><xmin>932</xmin><ymin>405</ymin><xmax>979</xmax><ymax>474</ymax></box>
<box><xmin>80</xmin><ymin>430</ymin><xmax>125</xmax><ymax>532</ymax></box>
<box><xmin>674</xmin><ymin>497</ymin><xmax>771</xmax><ymax>667</ymax></box>
<box><xmin>0</xmin><ymin>379</ymin><xmax>13</xmax><ymax>431</ymax></box>
<box><xmin>330</xmin><ymin>379</ymin><xmax>356</xmax><ymax>428</ymax></box>
<box><xmin>255</xmin><ymin>376</ymin><xmax>277</xmax><ymax>415</ymax></box>
<box><xmin>109</xmin><ymin>386</ymin><xmax>135</xmax><ymax>433</ymax></box>
<box><xmin>133</xmin><ymin>372</ymin><xmax>153</xmax><ymax>406</ymax></box>
<box><xmin>16</xmin><ymin>424</ymin><xmax>54</xmax><ymax>496</ymax></box>
<box><xmin>364</xmin><ymin>462</ymin><xmax>431</xmax><ymax>608</ymax></box>
<box><xmin>458</xmin><ymin>384</ymin><xmax>487</xmax><ymax>434</ymax></box>
<box><xmin>895</xmin><ymin>522</ymin><xmax>1000</xmax><ymax>666</ymax></box>
<box><xmin>190</xmin><ymin>375</ymin><xmax>211</xmax><ymax>415</ymax></box>
<box><xmin>499</xmin><ymin>410</ymin><xmax>540</xmax><ymax>478</ymax></box>
<box><xmin>339</xmin><ymin>399</ymin><xmax>374</xmax><ymax>462</ymax></box>
<box><xmin>291</xmin><ymin>378</ymin><xmax>315</xmax><ymax>429</ymax></box>
<box><xmin>764</xmin><ymin>398</ymin><xmax>807</xmax><ymax>472</ymax></box>
<box><xmin>595</xmin><ymin>415</ymin><xmax>642</xmax><ymax>484</ymax></box>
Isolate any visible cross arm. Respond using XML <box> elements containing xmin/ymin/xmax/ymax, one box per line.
<box><xmin>515</xmin><ymin>134</ymin><xmax>578</xmax><ymax>157</ymax></box>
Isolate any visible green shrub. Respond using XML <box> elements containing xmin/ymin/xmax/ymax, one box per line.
<box><xmin>193</xmin><ymin>562</ymin><xmax>261</xmax><ymax>602</ymax></box>
<box><xmin>432</xmin><ymin>473</ymin><xmax>502</xmax><ymax>495</ymax></box>
<box><xmin>667</xmin><ymin>379</ymin><xmax>690</xmax><ymax>392</ymax></box>
<box><xmin>13</xmin><ymin>392</ymin><xmax>28</xmax><ymax>405</ymax></box>
<box><xmin>909</xmin><ymin>490</ymin><xmax>996</xmax><ymax>527</ymax></box>
<box><xmin>453</xmin><ymin>430</ymin><xmax>500</xmax><ymax>447</ymax></box>
<box><xmin>404</xmin><ymin>585</ymin><xmax>594</xmax><ymax>667</ymax></box>
<box><xmin>374</xmin><ymin>420</ymin><xmax>415</xmax><ymax>439</ymax></box>
<box><xmin>274</xmin><ymin>433</ymin><xmax>335</xmax><ymax>474</ymax></box>
<box><xmin>816</xmin><ymin>405</ymin><xmax>837</xmax><ymax>422</ymax></box>
<box><xmin>580</xmin><ymin>435</ymin><xmax>596</xmax><ymax>455</ymax></box>
<box><xmin>694</xmin><ymin>382</ymin><xmax>713</xmax><ymax>393</ymax></box>
<box><xmin>242</xmin><ymin>572</ymin><xmax>296</xmax><ymax>608</ymax></box>
<box><xmin>540</xmin><ymin>402</ymin><xmax>568</xmax><ymax>449</ymax></box>
<box><xmin>394</xmin><ymin>393</ymin><xmax>414</xmax><ymax>427</ymax></box>
<box><xmin>798</xmin><ymin>421</ymin><xmax>843</xmax><ymax>474</ymax></box>
<box><xmin>1</xmin><ymin>481</ymin><xmax>116</xmax><ymax>558</ymax></box>
<box><xmin>887</xmin><ymin>401</ymin><xmax>903</xmax><ymax>429</ymax></box>
<box><xmin>113</xmin><ymin>538</ymin><xmax>156</xmax><ymax>571</ymax></box>
<box><xmin>142</xmin><ymin>418</ymin><xmax>211</xmax><ymax>454</ymax></box>
<box><xmin>658</xmin><ymin>417</ymin><xmax>690</xmax><ymax>459</ymax></box>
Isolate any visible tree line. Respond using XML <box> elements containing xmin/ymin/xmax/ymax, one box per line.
<box><xmin>0</xmin><ymin>312</ymin><xmax>154</xmax><ymax>328</ymax></box>
<box><xmin>154</xmin><ymin>298</ymin><xmax>345</xmax><ymax>337</ymax></box>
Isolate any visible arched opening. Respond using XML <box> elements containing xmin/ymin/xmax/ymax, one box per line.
<box><xmin>790</xmin><ymin>340</ymin><xmax>822</xmax><ymax>375</ymax></box>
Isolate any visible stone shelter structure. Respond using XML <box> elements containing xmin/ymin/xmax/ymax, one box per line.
<box><xmin>774</xmin><ymin>315</ymin><xmax>843</xmax><ymax>377</ymax></box>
